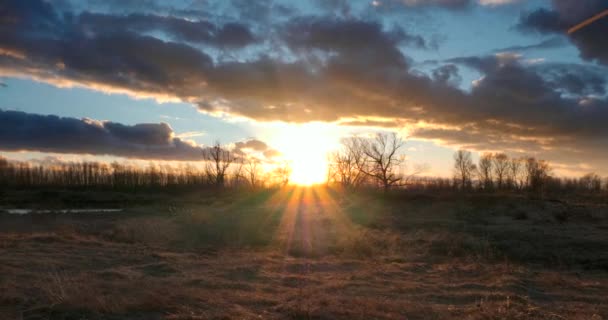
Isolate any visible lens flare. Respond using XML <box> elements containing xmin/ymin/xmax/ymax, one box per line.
<box><xmin>269</xmin><ymin>123</ymin><xmax>340</xmax><ymax>185</ymax></box>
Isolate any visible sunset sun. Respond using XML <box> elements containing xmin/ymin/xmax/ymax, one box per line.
<box><xmin>269</xmin><ymin>123</ymin><xmax>340</xmax><ymax>185</ymax></box>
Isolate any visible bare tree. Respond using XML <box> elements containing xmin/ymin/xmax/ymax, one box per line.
<box><xmin>231</xmin><ymin>159</ymin><xmax>245</xmax><ymax>187</ymax></box>
<box><xmin>244</xmin><ymin>157</ymin><xmax>261</xmax><ymax>188</ymax></box>
<box><xmin>274</xmin><ymin>160</ymin><xmax>292</xmax><ymax>187</ymax></box>
<box><xmin>508</xmin><ymin>157</ymin><xmax>525</xmax><ymax>190</ymax></box>
<box><xmin>478</xmin><ymin>153</ymin><xmax>494</xmax><ymax>190</ymax></box>
<box><xmin>492</xmin><ymin>153</ymin><xmax>509</xmax><ymax>189</ymax></box>
<box><xmin>580</xmin><ymin>173</ymin><xmax>602</xmax><ymax>192</ymax></box>
<box><xmin>329</xmin><ymin>137</ymin><xmax>368</xmax><ymax>189</ymax></box>
<box><xmin>525</xmin><ymin>157</ymin><xmax>550</xmax><ymax>192</ymax></box>
<box><xmin>358</xmin><ymin>133</ymin><xmax>405</xmax><ymax>192</ymax></box>
<box><xmin>205</xmin><ymin>141</ymin><xmax>235</xmax><ymax>187</ymax></box>
<box><xmin>453</xmin><ymin>149</ymin><xmax>476</xmax><ymax>190</ymax></box>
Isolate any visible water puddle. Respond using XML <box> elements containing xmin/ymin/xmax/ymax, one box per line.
<box><xmin>3</xmin><ymin>208</ymin><xmax>123</xmax><ymax>215</ymax></box>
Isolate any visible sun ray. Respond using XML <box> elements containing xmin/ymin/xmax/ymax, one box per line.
<box><xmin>268</xmin><ymin>123</ymin><xmax>341</xmax><ymax>185</ymax></box>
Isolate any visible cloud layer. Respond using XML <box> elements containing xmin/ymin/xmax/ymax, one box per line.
<box><xmin>0</xmin><ymin>109</ymin><xmax>209</xmax><ymax>160</ymax></box>
<box><xmin>1</xmin><ymin>0</ymin><xmax>607</xmax><ymax>173</ymax></box>
<box><xmin>518</xmin><ymin>0</ymin><xmax>608</xmax><ymax>65</ymax></box>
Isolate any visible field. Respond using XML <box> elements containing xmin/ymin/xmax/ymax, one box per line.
<box><xmin>0</xmin><ymin>187</ymin><xmax>607</xmax><ymax>319</ymax></box>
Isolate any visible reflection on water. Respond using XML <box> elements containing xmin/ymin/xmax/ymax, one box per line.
<box><xmin>3</xmin><ymin>209</ymin><xmax>123</xmax><ymax>215</ymax></box>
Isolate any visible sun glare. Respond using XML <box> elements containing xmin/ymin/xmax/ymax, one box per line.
<box><xmin>269</xmin><ymin>123</ymin><xmax>340</xmax><ymax>185</ymax></box>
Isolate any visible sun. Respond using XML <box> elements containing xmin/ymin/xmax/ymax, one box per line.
<box><xmin>269</xmin><ymin>123</ymin><xmax>340</xmax><ymax>186</ymax></box>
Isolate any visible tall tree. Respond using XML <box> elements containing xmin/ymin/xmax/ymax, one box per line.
<box><xmin>478</xmin><ymin>153</ymin><xmax>494</xmax><ymax>190</ymax></box>
<box><xmin>508</xmin><ymin>157</ymin><xmax>525</xmax><ymax>190</ymax></box>
<box><xmin>525</xmin><ymin>157</ymin><xmax>550</xmax><ymax>192</ymax></box>
<box><xmin>244</xmin><ymin>157</ymin><xmax>261</xmax><ymax>188</ymax></box>
<box><xmin>493</xmin><ymin>153</ymin><xmax>510</xmax><ymax>189</ymax></box>
<box><xmin>453</xmin><ymin>149</ymin><xmax>476</xmax><ymax>190</ymax></box>
<box><xmin>358</xmin><ymin>133</ymin><xmax>405</xmax><ymax>192</ymax></box>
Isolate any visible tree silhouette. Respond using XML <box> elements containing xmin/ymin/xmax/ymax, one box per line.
<box><xmin>453</xmin><ymin>149</ymin><xmax>476</xmax><ymax>190</ymax></box>
<box><xmin>205</xmin><ymin>141</ymin><xmax>235</xmax><ymax>187</ymax></box>
<box><xmin>358</xmin><ymin>133</ymin><xmax>405</xmax><ymax>192</ymax></box>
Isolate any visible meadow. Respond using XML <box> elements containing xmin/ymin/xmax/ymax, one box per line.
<box><xmin>0</xmin><ymin>187</ymin><xmax>606</xmax><ymax>319</ymax></box>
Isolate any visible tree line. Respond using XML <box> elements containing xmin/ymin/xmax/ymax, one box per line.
<box><xmin>0</xmin><ymin>135</ymin><xmax>606</xmax><ymax>194</ymax></box>
<box><xmin>0</xmin><ymin>142</ymin><xmax>290</xmax><ymax>190</ymax></box>
<box><xmin>326</xmin><ymin>134</ymin><xmax>607</xmax><ymax>194</ymax></box>
<box><xmin>441</xmin><ymin>149</ymin><xmax>605</xmax><ymax>193</ymax></box>
<box><xmin>326</xmin><ymin>133</ymin><xmax>424</xmax><ymax>191</ymax></box>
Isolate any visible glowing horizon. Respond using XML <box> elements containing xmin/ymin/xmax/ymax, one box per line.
<box><xmin>268</xmin><ymin>123</ymin><xmax>342</xmax><ymax>185</ymax></box>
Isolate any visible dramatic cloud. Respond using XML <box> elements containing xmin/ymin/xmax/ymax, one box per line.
<box><xmin>1</xmin><ymin>0</ymin><xmax>607</xmax><ymax>173</ymax></box>
<box><xmin>234</xmin><ymin>139</ymin><xmax>281</xmax><ymax>160</ymax></box>
<box><xmin>518</xmin><ymin>0</ymin><xmax>608</xmax><ymax>65</ymax></box>
<box><xmin>0</xmin><ymin>109</ymin><xmax>208</xmax><ymax>160</ymax></box>
<box><xmin>432</xmin><ymin>64</ymin><xmax>462</xmax><ymax>86</ymax></box>
<box><xmin>77</xmin><ymin>13</ymin><xmax>256</xmax><ymax>48</ymax></box>
<box><xmin>538</xmin><ymin>63</ymin><xmax>606</xmax><ymax>96</ymax></box>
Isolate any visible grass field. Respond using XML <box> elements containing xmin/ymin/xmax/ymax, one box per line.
<box><xmin>0</xmin><ymin>187</ymin><xmax>607</xmax><ymax>319</ymax></box>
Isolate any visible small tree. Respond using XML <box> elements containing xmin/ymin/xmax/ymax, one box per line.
<box><xmin>274</xmin><ymin>160</ymin><xmax>292</xmax><ymax>187</ymax></box>
<box><xmin>580</xmin><ymin>173</ymin><xmax>602</xmax><ymax>192</ymax></box>
<box><xmin>244</xmin><ymin>157</ymin><xmax>261</xmax><ymax>188</ymax></box>
<box><xmin>205</xmin><ymin>141</ymin><xmax>235</xmax><ymax>187</ymax></box>
<box><xmin>478</xmin><ymin>153</ymin><xmax>494</xmax><ymax>190</ymax></box>
<box><xmin>329</xmin><ymin>137</ymin><xmax>368</xmax><ymax>189</ymax></box>
<box><xmin>453</xmin><ymin>149</ymin><xmax>476</xmax><ymax>190</ymax></box>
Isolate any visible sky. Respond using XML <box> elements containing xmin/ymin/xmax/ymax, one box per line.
<box><xmin>1</xmin><ymin>0</ymin><xmax>607</xmax><ymax>179</ymax></box>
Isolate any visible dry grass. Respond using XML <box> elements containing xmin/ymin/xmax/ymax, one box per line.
<box><xmin>0</xmin><ymin>188</ymin><xmax>607</xmax><ymax>319</ymax></box>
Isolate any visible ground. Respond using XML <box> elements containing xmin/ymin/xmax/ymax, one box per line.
<box><xmin>0</xmin><ymin>187</ymin><xmax>607</xmax><ymax>319</ymax></box>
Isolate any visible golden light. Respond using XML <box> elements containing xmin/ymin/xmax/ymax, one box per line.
<box><xmin>269</xmin><ymin>123</ymin><xmax>341</xmax><ymax>185</ymax></box>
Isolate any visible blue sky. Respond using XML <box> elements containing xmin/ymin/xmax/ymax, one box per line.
<box><xmin>1</xmin><ymin>0</ymin><xmax>607</xmax><ymax>177</ymax></box>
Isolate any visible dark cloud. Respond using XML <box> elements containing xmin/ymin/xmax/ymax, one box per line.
<box><xmin>447</xmin><ymin>54</ymin><xmax>608</xmax><ymax>136</ymax></box>
<box><xmin>518</xmin><ymin>0</ymin><xmax>608</xmax><ymax>65</ymax></box>
<box><xmin>234</xmin><ymin>139</ymin><xmax>269</xmax><ymax>152</ymax></box>
<box><xmin>493</xmin><ymin>36</ymin><xmax>566</xmax><ymax>53</ymax></box>
<box><xmin>432</xmin><ymin>64</ymin><xmax>461</xmax><ymax>86</ymax></box>
<box><xmin>0</xmin><ymin>109</ymin><xmax>208</xmax><ymax>160</ymax></box>
<box><xmin>282</xmin><ymin>17</ymin><xmax>417</xmax><ymax>67</ymax></box>
<box><xmin>538</xmin><ymin>63</ymin><xmax>606</xmax><ymax>96</ymax></box>
<box><xmin>413</xmin><ymin>54</ymin><xmax>608</xmax><ymax>171</ymax></box>
<box><xmin>234</xmin><ymin>139</ymin><xmax>281</xmax><ymax>159</ymax></box>
<box><xmin>1</xmin><ymin>0</ymin><xmax>608</xmax><ymax>172</ymax></box>
<box><xmin>77</xmin><ymin>12</ymin><xmax>256</xmax><ymax>48</ymax></box>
